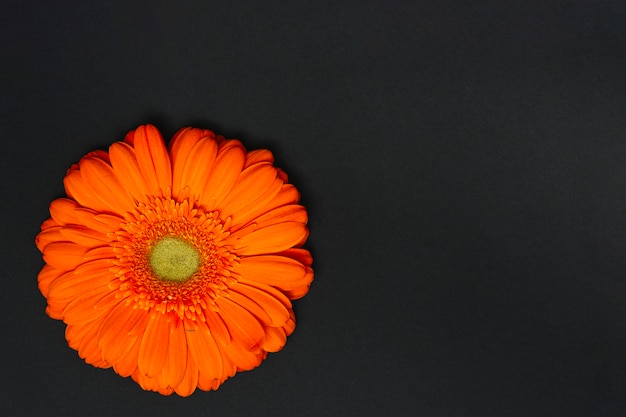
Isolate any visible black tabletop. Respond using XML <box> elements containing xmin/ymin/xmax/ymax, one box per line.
<box><xmin>3</xmin><ymin>1</ymin><xmax>626</xmax><ymax>416</ymax></box>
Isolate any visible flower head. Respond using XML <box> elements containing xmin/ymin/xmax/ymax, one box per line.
<box><xmin>36</xmin><ymin>125</ymin><xmax>313</xmax><ymax>396</ymax></box>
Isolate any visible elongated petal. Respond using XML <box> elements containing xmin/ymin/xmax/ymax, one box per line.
<box><xmin>200</xmin><ymin>142</ymin><xmax>245</xmax><ymax>210</ymax></box>
<box><xmin>99</xmin><ymin>303</ymin><xmax>146</xmax><ymax>366</ymax></box>
<box><xmin>186</xmin><ymin>321</ymin><xmax>223</xmax><ymax>382</ymax></box>
<box><xmin>60</xmin><ymin>286</ymin><xmax>116</xmax><ymax>325</ymax></box>
<box><xmin>219</xmin><ymin>163</ymin><xmax>277</xmax><ymax>215</ymax></box>
<box><xmin>169</xmin><ymin>127</ymin><xmax>215</xmax><ymax>198</ymax></box>
<box><xmin>80</xmin><ymin>157</ymin><xmax>136</xmax><ymax>214</ymax></box>
<box><xmin>38</xmin><ymin>264</ymin><xmax>64</xmax><ymax>298</ymax></box>
<box><xmin>284</xmin><ymin>266</ymin><xmax>314</xmax><ymax>299</ymax></box>
<box><xmin>233</xmin><ymin>222</ymin><xmax>309</xmax><ymax>256</ymax></box>
<box><xmin>132</xmin><ymin>125</ymin><xmax>172</xmax><ymax>196</ymax></box>
<box><xmin>203</xmin><ymin>309</ymin><xmax>231</xmax><ymax>347</ymax></box>
<box><xmin>158</xmin><ymin>320</ymin><xmax>187</xmax><ymax>388</ymax></box>
<box><xmin>73</xmin><ymin>293</ymin><xmax>122</xmax><ymax>367</ymax></box>
<box><xmin>49</xmin><ymin>198</ymin><xmax>80</xmax><ymax>226</ymax></box>
<box><xmin>113</xmin><ymin>312</ymin><xmax>150</xmax><ymax>377</ymax></box>
<box><xmin>237</xmin><ymin>255</ymin><xmax>305</xmax><ymax>284</ymax></box>
<box><xmin>42</xmin><ymin>242</ymin><xmax>88</xmax><ymax>270</ymax></box>
<box><xmin>48</xmin><ymin>265</ymin><xmax>114</xmax><ymax>303</ymax></box>
<box><xmin>73</xmin><ymin>209</ymin><xmax>123</xmax><ymax>233</ymax></box>
<box><xmin>179</xmin><ymin>137</ymin><xmax>218</xmax><ymax>201</ymax></box>
<box><xmin>230</xmin><ymin>282</ymin><xmax>291</xmax><ymax>326</ymax></box>
<box><xmin>220</xmin><ymin>337</ymin><xmax>266</xmax><ymax>371</ymax></box>
<box><xmin>233</xmin><ymin>204</ymin><xmax>308</xmax><ymax>237</ymax></box>
<box><xmin>47</xmin><ymin>269</ymin><xmax>110</xmax><ymax>320</ymax></box>
<box><xmin>64</xmin><ymin>168</ymin><xmax>107</xmax><ymax>211</ymax></box>
<box><xmin>262</xmin><ymin>326</ymin><xmax>287</xmax><ymax>352</ymax></box>
<box><xmin>227</xmin><ymin>178</ymin><xmax>283</xmax><ymax>231</ymax></box>
<box><xmin>59</xmin><ymin>226</ymin><xmax>111</xmax><ymax>247</ymax></box>
<box><xmin>138</xmin><ymin>312</ymin><xmax>170</xmax><ymax>378</ymax></box>
<box><xmin>252</xmin><ymin>204</ymin><xmax>308</xmax><ymax>229</ymax></box>
<box><xmin>35</xmin><ymin>227</ymin><xmax>64</xmax><ymax>252</ymax></box>
<box><xmin>225</xmin><ymin>290</ymin><xmax>272</xmax><ymax>325</ymax></box>
<box><xmin>109</xmin><ymin>142</ymin><xmax>151</xmax><ymax>202</ymax></box>
<box><xmin>216</xmin><ymin>297</ymin><xmax>265</xmax><ymax>350</ymax></box>
<box><xmin>173</xmin><ymin>349</ymin><xmax>198</xmax><ymax>397</ymax></box>
<box><xmin>66</xmin><ymin>320</ymin><xmax>109</xmax><ymax>368</ymax></box>
<box><xmin>243</xmin><ymin>149</ymin><xmax>274</xmax><ymax>168</ymax></box>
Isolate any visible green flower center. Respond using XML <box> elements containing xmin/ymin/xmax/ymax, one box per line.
<box><xmin>148</xmin><ymin>236</ymin><xmax>201</xmax><ymax>282</ymax></box>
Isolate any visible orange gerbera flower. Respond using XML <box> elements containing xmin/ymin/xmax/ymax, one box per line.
<box><xmin>35</xmin><ymin>125</ymin><xmax>313</xmax><ymax>396</ymax></box>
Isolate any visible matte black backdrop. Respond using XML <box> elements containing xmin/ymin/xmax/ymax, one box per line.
<box><xmin>3</xmin><ymin>1</ymin><xmax>626</xmax><ymax>416</ymax></box>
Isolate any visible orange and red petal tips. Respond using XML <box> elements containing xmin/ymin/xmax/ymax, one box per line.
<box><xmin>35</xmin><ymin>124</ymin><xmax>313</xmax><ymax>396</ymax></box>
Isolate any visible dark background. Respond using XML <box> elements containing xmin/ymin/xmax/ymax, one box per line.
<box><xmin>3</xmin><ymin>1</ymin><xmax>626</xmax><ymax>416</ymax></box>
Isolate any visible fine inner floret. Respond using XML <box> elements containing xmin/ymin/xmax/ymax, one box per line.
<box><xmin>112</xmin><ymin>196</ymin><xmax>237</xmax><ymax>318</ymax></box>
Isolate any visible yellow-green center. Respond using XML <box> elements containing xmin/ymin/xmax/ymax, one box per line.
<box><xmin>148</xmin><ymin>236</ymin><xmax>201</xmax><ymax>282</ymax></box>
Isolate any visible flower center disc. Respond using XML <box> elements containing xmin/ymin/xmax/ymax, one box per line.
<box><xmin>148</xmin><ymin>236</ymin><xmax>201</xmax><ymax>282</ymax></box>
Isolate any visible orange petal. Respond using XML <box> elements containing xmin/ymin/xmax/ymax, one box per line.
<box><xmin>84</xmin><ymin>149</ymin><xmax>110</xmax><ymax>163</ymax></box>
<box><xmin>64</xmin><ymin>167</ymin><xmax>106</xmax><ymax>211</ymax></box>
<box><xmin>203</xmin><ymin>309</ymin><xmax>231</xmax><ymax>346</ymax></box>
<box><xmin>99</xmin><ymin>303</ymin><xmax>146</xmax><ymax>366</ymax></box>
<box><xmin>227</xmin><ymin>178</ymin><xmax>283</xmax><ymax>231</ymax></box>
<box><xmin>173</xmin><ymin>349</ymin><xmax>199</xmax><ymax>397</ymax></box>
<box><xmin>74</xmin><ymin>295</ymin><xmax>121</xmax><ymax>368</ymax></box>
<box><xmin>59</xmin><ymin>226</ymin><xmax>111</xmax><ymax>248</ymax></box>
<box><xmin>269</xmin><ymin>183</ymin><xmax>301</xmax><ymax>207</ymax></box>
<box><xmin>43</xmin><ymin>253</ymin><xmax>114</xmax><ymax>307</ymax></box>
<box><xmin>235</xmin><ymin>277</ymin><xmax>292</xmax><ymax>310</ymax></box>
<box><xmin>49</xmin><ymin>198</ymin><xmax>80</xmax><ymax>226</ymax></box>
<box><xmin>262</xmin><ymin>326</ymin><xmax>287</xmax><ymax>352</ymax></box>
<box><xmin>40</xmin><ymin>217</ymin><xmax>59</xmax><ymax>231</ymax></box>
<box><xmin>47</xmin><ymin>263</ymin><xmax>114</xmax><ymax>303</ymax></box>
<box><xmin>237</xmin><ymin>255</ymin><xmax>305</xmax><ymax>283</ymax></box>
<box><xmin>37</xmin><ymin>264</ymin><xmax>64</xmax><ymax>298</ymax></box>
<box><xmin>284</xmin><ymin>308</ymin><xmax>296</xmax><ymax>336</ymax></box>
<box><xmin>234</xmin><ymin>204</ymin><xmax>308</xmax><ymax>237</ymax></box>
<box><xmin>220</xmin><ymin>337</ymin><xmax>265</xmax><ymax>371</ymax></box>
<box><xmin>132</xmin><ymin>125</ymin><xmax>172</xmax><ymax>196</ymax></box>
<box><xmin>35</xmin><ymin>226</ymin><xmax>64</xmax><ymax>252</ymax></box>
<box><xmin>109</xmin><ymin>141</ymin><xmax>151</xmax><ymax>202</ymax></box>
<box><xmin>225</xmin><ymin>290</ymin><xmax>272</xmax><ymax>325</ymax></box>
<box><xmin>230</xmin><ymin>282</ymin><xmax>291</xmax><ymax>326</ymax></box>
<box><xmin>158</xmin><ymin>320</ymin><xmax>187</xmax><ymax>388</ymax></box>
<box><xmin>186</xmin><ymin>321</ymin><xmax>223</xmax><ymax>382</ymax></box>
<box><xmin>79</xmin><ymin>157</ymin><xmax>136</xmax><ymax>214</ymax></box>
<box><xmin>138</xmin><ymin>312</ymin><xmax>170</xmax><ymax>378</ymax></box>
<box><xmin>232</xmin><ymin>222</ymin><xmax>309</xmax><ymax>256</ymax></box>
<box><xmin>42</xmin><ymin>242</ymin><xmax>88</xmax><ymax>270</ymax></box>
<box><xmin>252</xmin><ymin>204</ymin><xmax>308</xmax><ymax>228</ymax></box>
<box><xmin>243</xmin><ymin>149</ymin><xmax>274</xmax><ymax>168</ymax></box>
<box><xmin>66</xmin><ymin>321</ymin><xmax>109</xmax><ymax>368</ymax></box>
<box><xmin>284</xmin><ymin>266</ymin><xmax>314</xmax><ymax>299</ymax></box>
<box><xmin>45</xmin><ymin>269</ymin><xmax>89</xmax><ymax>319</ymax></box>
<box><xmin>216</xmin><ymin>297</ymin><xmax>265</xmax><ymax>350</ymax></box>
<box><xmin>196</xmin><ymin>373</ymin><xmax>220</xmax><ymax>392</ymax></box>
<box><xmin>73</xmin><ymin>209</ymin><xmax>123</xmax><ymax>233</ymax></box>
<box><xmin>277</xmin><ymin>247</ymin><xmax>313</xmax><ymax>266</ymax></box>
<box><xmin>219</xmin><ymin>162</ymin><xmax>279</xmax><ymax>221</ymax></box>
<box><xmin>83</xmin><ymin>245</ymin><xmax>116</xmax><ymax>262</ymax></box>
<box><xmin>132</xmin><ymin>368</ymin><xmax>165</xmax><ymax>394</ymax></box>
<box><xmin>200</xmin><ymin>141</ymin><xmax>245</xmax><ymax>210</ymax></box>
<box><xmin>169</xmin><ymin>127</ymin><xmax>214</xmax><ymax>154</ymax></box>
<box><xmin>169</xmin><ymin>127</ymin><xmax>215</xmax><ymax>198</ymax></box>
<box><xmin>179</xmin><ymin>137</ymin><xmax>218</xmax><ymax>201</ymax></box>
<box><xmin>113</xmin><ymin>312</ymin><xmax>150</xmax><ymax>377</ymax></box>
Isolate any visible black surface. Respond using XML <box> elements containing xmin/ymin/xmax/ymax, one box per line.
<box><xmin>3</xmin><ymin>1</ymin><xmax>626</xmax><ymax>416</ymax></box>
